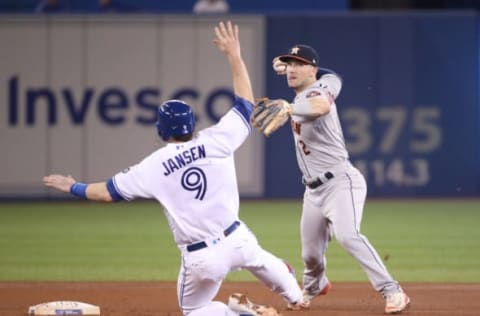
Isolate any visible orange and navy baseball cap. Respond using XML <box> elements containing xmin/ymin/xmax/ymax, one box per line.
<box><xmin>278</xmin><ymin>44</ymin><xmax>319</xmax><ymax>66</ymax></box>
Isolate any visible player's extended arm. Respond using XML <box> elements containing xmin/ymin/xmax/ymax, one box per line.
<box><xmin>213</xmin><ymin>21</ymin><xmax>254</xmax><ymax>104</ymax></box>
<box><xmin>43</xmin><ymin>174</ymin><xmax>113</xmax><ymax>202</ymax></box>
<box><xmin>290</xmin><ymin>94</ymin><xmax>331</xmax><ymax>118</ymax></box>
<box><xmin>295</xmin><ymin>72</ymin><xmax>342</xmax><ymax>117</ymax></box>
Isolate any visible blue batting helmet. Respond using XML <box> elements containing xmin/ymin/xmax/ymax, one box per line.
<box><xmin>155</xmin><ymin>100</ymin><xmax>195</xmax><ymax>141</ymax></box>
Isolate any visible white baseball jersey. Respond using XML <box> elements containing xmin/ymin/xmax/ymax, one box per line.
<box><xmin>105</xmin><ymin>97</ymin><xmax>303</xmax><ymax>315</ymax></box>
<box><xmin>109</xmin><ymin>98</ymin><xmax>250</xmax><ymax>247</ymax></box>
<box><xmin>290</xmin><ymin>74</ymin><xmax>348</xmax><ymax>180</ymax></box>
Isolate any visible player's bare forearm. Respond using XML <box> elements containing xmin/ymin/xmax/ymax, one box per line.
<box><xmin>213</xmin><ymin>21</ymin><xmax>254</xmax><ymax>104</ymax></box>
<box><xmin>86</xmin><ymin>182</ymin><xmax>113</xmax><ymax>202</ymax></box>
<box><xmin>229</xmin><ymin>57</ymin><xmax>253</xmax><ymax>103</ymax></box>
<box><xmin>43</xmin><ymin>174</ymin><xmax>113</xmax><ymax>202</ymax></box>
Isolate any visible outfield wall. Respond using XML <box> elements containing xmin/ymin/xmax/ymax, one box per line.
<box><xmin>0</xmin><ymin>15</ymin><xmax>266</xmax><ymax>198</ymax></box>
<box><xmin>0</xmin><ymin>13</ymin><xmax>478</xmax><ymax>199</ymax></box>
<box><xmin>265</xmin><ymin>12</ymin><xmax>480</xmax><ymax>197</ymax></box>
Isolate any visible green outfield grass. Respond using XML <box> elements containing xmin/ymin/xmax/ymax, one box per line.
<box><xmin>0</xmin><ymin>200</ymin><xmax>479</xmax><ymax>282</ymax></box>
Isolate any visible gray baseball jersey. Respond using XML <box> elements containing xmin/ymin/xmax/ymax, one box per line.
<box><xmin>291</xmin><ymin>74</ymin><xmax>347</xmax><ymax>181</ymax></box>
<box><xmin>290</xmin><ymin>74</ymin><xmax>402</xmax><ymax>298</ymax></box>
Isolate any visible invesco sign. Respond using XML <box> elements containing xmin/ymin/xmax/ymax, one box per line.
<box><xmin>6</xmin><ymin>76</ymin><xmax>235</xmax><ymax>127</ymax></box>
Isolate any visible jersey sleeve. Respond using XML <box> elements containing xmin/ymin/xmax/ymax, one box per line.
<box><xmin>202</xmin><ymin>95</ymin><xmax>253</xmax><ymax>155</ymax></box>
<box><xmin>318</xmin><ymin>73</ymin><xmax>342</xmax><ymax>100</ymax></box>
<box><xmin>108</xmin><ymin>159</ymin><xmax>155</xmax><ymax>201</ymax></box>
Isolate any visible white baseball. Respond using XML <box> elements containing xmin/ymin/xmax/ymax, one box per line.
<box><xmin>272</xmin><ymin>57</ymin><xmax>287</xmax><ymax>75</ymax></box>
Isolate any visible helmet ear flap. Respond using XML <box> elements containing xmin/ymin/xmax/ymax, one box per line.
<box><xmin>155</xmin><ymin>120</ymin><xmax>170</xmax><ymax>141</ymax></box>
<box><xmin>155</xmin><ymin>100</ymin><xmax>195</xmax><ymax>141</ymax></box>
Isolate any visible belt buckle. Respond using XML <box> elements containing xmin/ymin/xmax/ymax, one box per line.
<box><xmin>308</xmin><ymin>178</ymin><xmax>323</xmax><ymax>189</ymax></box>
<box><xmin>187</xmin><ymin>221</ymin><xmax>240</xmax><ymax>252</ymax></box>
<box><xmin>306</xmin><ymin>172</ymin><xmax>334</xmax><ymax>189</ymax></box>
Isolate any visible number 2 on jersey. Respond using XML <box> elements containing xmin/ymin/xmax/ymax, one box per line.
<box><xmin>292</xmin><ymin>120</ymin><xmax>311</xmax><ymax>155</ymax></box>
<box><xmin>181</xmin><ymin>167</ymin><xmax>207</xmax><ymax>200</ymax></box>
<box><xmin>299</xmin><ymin>140</ymin><xmax>311</xmax><ymax>155</ymax></box>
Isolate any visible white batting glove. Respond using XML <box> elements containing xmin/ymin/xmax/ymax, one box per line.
<box><xmin>272</xmin><ymin>57</ymin><xmax>287</xmax><ymax>75</ymax></box>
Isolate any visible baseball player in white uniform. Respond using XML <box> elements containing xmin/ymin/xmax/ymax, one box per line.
<box><xmin>43</xmin><ymin>22</ymin><xmax>303</xmax><ymax>316</ymax></box>
<box><xmin>272</xmin><ymin>44</ymin><xmax>411</xmax><ymax>314</ymax></box>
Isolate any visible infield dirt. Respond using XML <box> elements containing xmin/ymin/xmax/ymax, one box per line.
<box><xmin>1</xmin><ymin>282</ymin><xmax>479</xmax><ymax>315</ymax></box>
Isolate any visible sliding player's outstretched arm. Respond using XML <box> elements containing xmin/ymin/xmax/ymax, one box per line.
<box><xmin>43</xmin><ymin>174</ymin><xmax>114</xmax><ymax>202</ymax></box>
<box><xmin>214</xmin><ymin>20</ymin><xmax>254</xmax><ymax>104</ymax></box>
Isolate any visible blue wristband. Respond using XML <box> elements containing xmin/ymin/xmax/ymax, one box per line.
<box><xmin>70</xmin><ymin>182</ymin><xmax>87</xmax><ymax>199</ymax></box>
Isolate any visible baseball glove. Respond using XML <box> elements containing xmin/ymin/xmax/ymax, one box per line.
<box><xmin>251</xmin><ymin>98</ymin><xmax>292</xmax><ymax>137</ymax></box>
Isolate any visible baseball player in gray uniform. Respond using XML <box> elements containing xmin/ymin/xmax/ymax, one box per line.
<box><xmin>272</xmin><ymin>44</ymin><xmax>411</xmax><ymax>314</ymax></box>
<box><xmin>42</xmin><ymin>22</ymin><xmax>304</xmax><ymax>316</ymax></box>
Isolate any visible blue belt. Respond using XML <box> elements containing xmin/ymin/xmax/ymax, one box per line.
<box><xmin>186</xmin><ymin>221</ymin><xmax>240</xmax><ymax>252</ymax></box>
